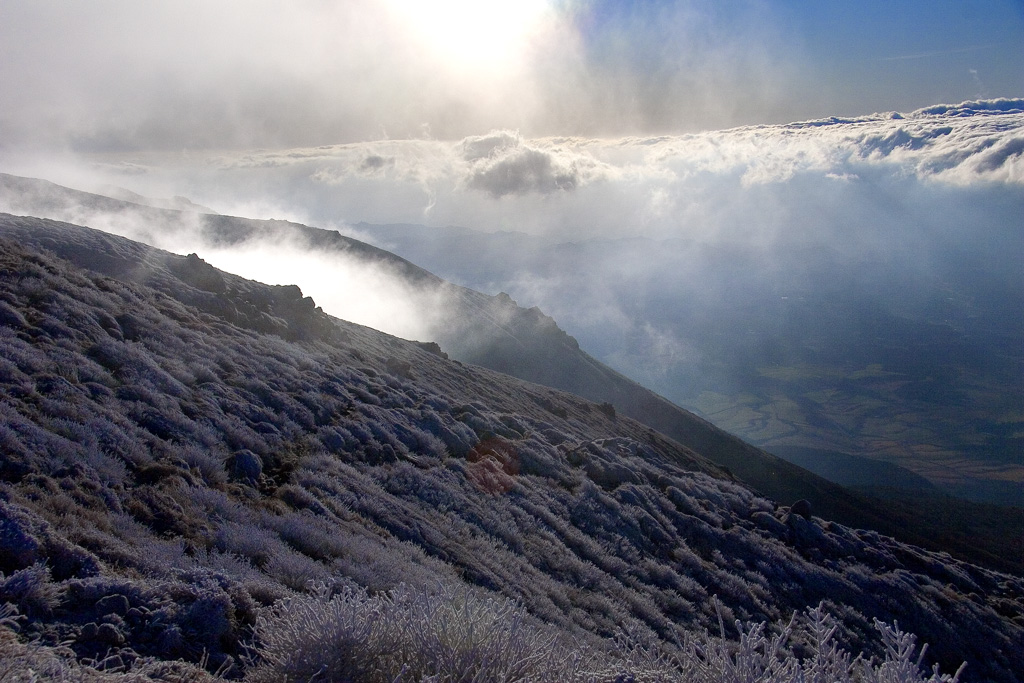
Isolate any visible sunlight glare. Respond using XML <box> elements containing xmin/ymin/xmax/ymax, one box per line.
<box><xmin>386</xmin><ymin>0</ymin><xmax>549</xmax><ymax>74</ymax></box>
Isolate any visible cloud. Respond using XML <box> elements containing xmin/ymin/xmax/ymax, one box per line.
<box><xmin>876</xmin><ymin>43</ymin><xmax>1003</xmax><ymax>62</ymax></box>
<box><xmin>460</xmin><ymin>132</ymin><xmax>584</xmax><ymax>197</ymax></box>
<box><xmin>460</xmin><ymin>131</ymin><xmax>523</xmax><ymax>162</ymax></box>
<box><xmin>467</xmin><ymin>147</ymin><xmax>577</xmax><ymax>197</ymax></box>
<box><xmin>3</xmin><ymin>1</ymin><xmax>1023</xmax><ymax>155</ymax></box>
<box><xmin>910</xmin><ymin>98</ymin><xmax>1024</xmax><ymax>116</ymax></box>
<box><xmin>6</xmin><ymin>99</ymin><xmax>1021</xmax><ymax>243</ymax></box>
<box><xmin>0</xmin><ymin>0</ymin><xmax>553</xmax><ymax>151</ymax></box>
<box><xmin>360</xmin><ymin>155</ymin><xmax>394</xmax><ymax>173</ymax></box>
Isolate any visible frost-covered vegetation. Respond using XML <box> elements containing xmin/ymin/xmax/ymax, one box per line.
<box><xmin>0</xmin><ymin>214</ymin><xmax>1020</xmax><ymax>682</ymax></box>
<box><xmin>247</xmin><ymin>582</ymin><xmax>967</xmax><ymax>683</ymax></box>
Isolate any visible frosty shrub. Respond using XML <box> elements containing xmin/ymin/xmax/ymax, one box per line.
<box><xmin>249</xmin><ymin>591</ymin><xmax>965</xmax><ymax>683</ymax></box>
<box><xmin>246</xmin><ymin>581</ymin><xmax>565</xmax><ymax>683</ymax></box>
<box><xmin>0</xmin><ymin>218</ymin><xmax>1010</xmax><ymax>682</ymax></box>
<box><xmin>607</xmin><ymin>603</ymin><xmax>968</xmax><ymax>683</ymax></box>
<box><xmin>0</xmin><ymin>563</ymin><xmax>59</xmax><ymax>618</ymax></box>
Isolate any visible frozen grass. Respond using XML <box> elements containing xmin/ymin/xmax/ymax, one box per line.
<box><xmin>246</xmin><ymin>585</ymin><xmax>964</xmax><ymax>683</ymax></box>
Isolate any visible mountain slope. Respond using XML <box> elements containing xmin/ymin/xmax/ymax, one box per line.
<box><xmin>4</xmin><ymin>172</ymin><xmax>1019</xmax><ymax>577</ymax></box>
<box><xmin>2</xmin><ymin>172</ymin><xmax>1019</xmax><ymax>575</ymax></box>
<box><xmin>0</xmin><ymin>214</ymin><xmax>1021</xmax><ymax>681</ymax></box>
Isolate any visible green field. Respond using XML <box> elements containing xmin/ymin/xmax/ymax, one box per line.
<box><xmin>689</xmin><ymin>359</ymin><xmax>1024</xmax><ymax>505</ymax></box>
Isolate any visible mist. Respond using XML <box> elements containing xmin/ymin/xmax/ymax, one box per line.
<box><xmin>193</xmin><ymin>241</ymin><xmax>449</xmax><ymax>342</ymax></box>
<box><xmin>0</xmin><ymin>179</ymin><xmax>447</xmax><ymax>342</ymax></box>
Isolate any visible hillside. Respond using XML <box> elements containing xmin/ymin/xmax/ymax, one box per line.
<box><xmin>0</xmin><ymin>214</ymin><xmax>1021</xmax><ymax>681</ymax></box>
<box><xmin>1</xmin><ymin>172</ymin><xmax>1020</xmax><ymax>576</ymax></box>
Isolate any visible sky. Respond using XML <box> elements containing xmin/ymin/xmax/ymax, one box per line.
<box><xmin>0</xmin><ymin>0</ymin><xmax>1022</xmax><ymax>154</ymax></box>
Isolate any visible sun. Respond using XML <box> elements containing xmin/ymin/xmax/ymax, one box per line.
<box><xmin>385</xmin><ymin>0</ymin><xmax>550</xmax><ymax>74</ymax></box>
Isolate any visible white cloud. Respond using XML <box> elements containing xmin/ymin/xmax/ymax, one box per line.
<box><xmin>458</xmin><ymin>132</ymin><xmax>606</xmax><ymax>197</ymax></box>
<box><xmin>447</xmin><ymin>104</ymin><xmax>1018</xmax><ymax>236</ymax></box>
<box><xmin>5</xmin><ymin>99</ymin><xmax>1021</xmax><ymax>243</ymax></box>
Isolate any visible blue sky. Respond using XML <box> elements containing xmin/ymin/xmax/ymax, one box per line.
<box><xmin>0</xmin><ymin>0</ymin><xmax>1020</xmax><ymax>151</ymax></box>
<box><xmin>557</xmin><ymin>0</ymin><xmax>1024</xmax><ymax>131</ymax></box>
<box><xmin>781</xmin><ymin>0</ymin><xmax>1023</xmax><ymax>110</ymax></box>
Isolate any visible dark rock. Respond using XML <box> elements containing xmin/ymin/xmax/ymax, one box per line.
<box><xmin>791</xmin><ymin>499</ymin><xmax>813</xmax><ymax>520</ymax></box>
<box><xmin>414</xmin><ymin>341</ymin><xmax>449</xmax><ymax>359</ymax></box>
<box><xmin>751</xmin><ymin>511</ymin><xmax>789</xmax><ymax>539</ymax></box>
<box><xmin>170</xmin><ymin>253</ymin><xmax>226</xmax><ymax>293</ymax></box>
<box><xmin>97</xmin><ymin>622</ymin><xmax>125</xmax><ymax>646</ymax></box>
<box><xmin>227</xmin><ymin>449</ymin><xmax>262</xmax><ymax>485</ymax></box>
<box><xmin>96</xmin><ymin>594</ymin><xmax>130</xmax><ymax>617</ymax></box>
<box><xmin>274</xmin><ymin>284</ymin><xmax>304</xmax><ymax>304</ymax></box>
<box><xmin>787</xmin><ymin>513</ymin><xmax>825</xmax><ymax>543</ymax></box>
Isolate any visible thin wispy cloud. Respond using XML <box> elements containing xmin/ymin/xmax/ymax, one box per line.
<box><xmin>877</xmin><ymin>43</ymin><xmax>1002</xmax><ymax>61</ymax></box>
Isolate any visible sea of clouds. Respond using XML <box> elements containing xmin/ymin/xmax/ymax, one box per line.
<box><xmin>26</xmin><ymin>98</ymin><xmax>1014</xmax><ymax>242</ymax></box>
<box><xmin>2</xmin><ymin>99</ymin><xmax>1018</xmax><ymax>345</ymax></box>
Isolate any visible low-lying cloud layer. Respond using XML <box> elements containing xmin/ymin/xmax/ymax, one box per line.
<box><xmin>36</xmin><ymin>98</ymin><xmax>1020</xmax><ymax>242</ymax></box>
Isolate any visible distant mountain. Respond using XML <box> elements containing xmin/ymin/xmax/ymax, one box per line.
<box><xmin>1</xmin><ymin>172</ymin><xmax>1020</xmax><ymax>576</ymax></box>
<box><xmin>0</xmin><ymin>214</ymin><xmax>1021</xmax><ymax>682</ymax></box>
<box><xmin>96</xmin><ymin>185</ymin><xmax>218</xmax><ymax>214</ymax></box>
<box><xmin>767</xmin><ymin>447</ymin><xmax>937</xmax><ymax>491</ymax></box>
